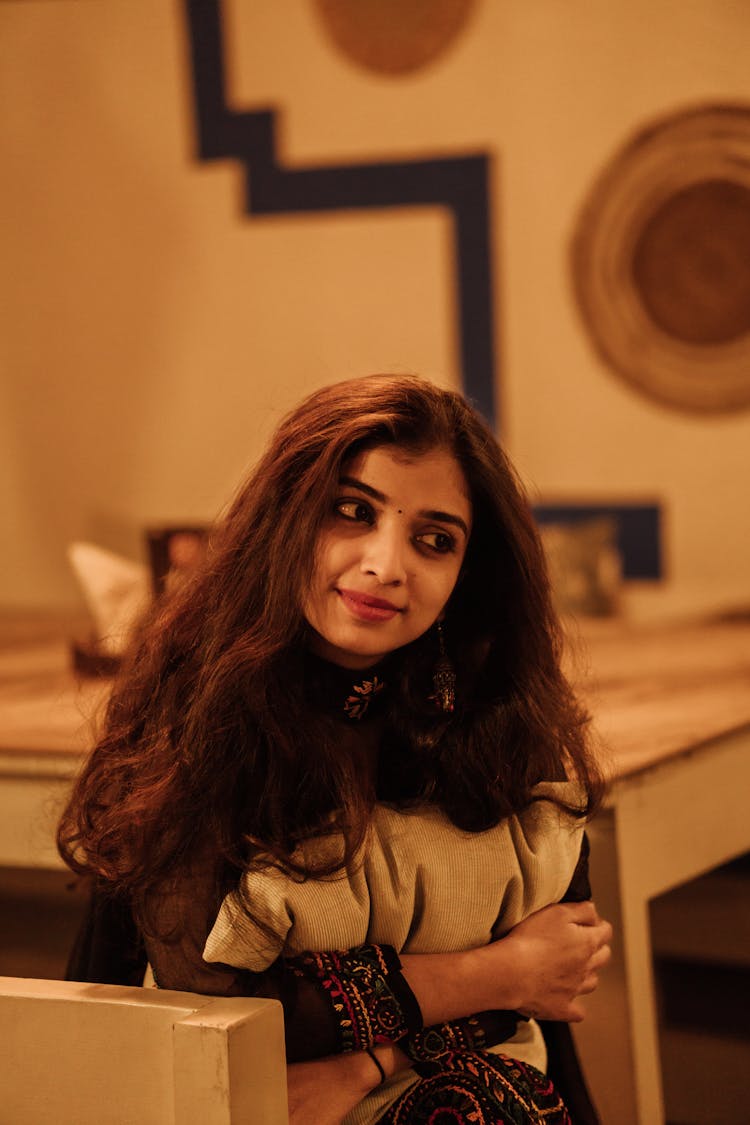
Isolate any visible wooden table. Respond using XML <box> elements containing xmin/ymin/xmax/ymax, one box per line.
<box><xmin>1</xmin><ymin>611</ymin><xmax>750</xmax><ymax>1124</ymax></box>
<box><xmin>0</xmin><ymin>614</ymin><xmax>109</xmax><ymax>868</ymax></box>
<box><xmin>566</xmin><ymin>616</ymin><xmax>750</xmax><ymax>1125</ymax></box>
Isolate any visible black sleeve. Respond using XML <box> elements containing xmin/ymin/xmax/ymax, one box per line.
<box><xmin>65</xmin><ymin>880</ymin><xmax>147</xmax><ymax>987</ymax></box>
<box><xmin>541</xmin><ymin>832</ymin><xmax>601</xmax><ymax>1124</ymax></box>
<box><xmin>560</xmin><ymin>830</ymin><xmax>592</xmax><ymax>903</ymax></box>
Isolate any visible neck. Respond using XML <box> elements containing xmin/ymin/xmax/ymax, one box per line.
<box><xmin>303</xmin><ymin>649</ymin><xmax>392</xmax><ymax>723</ymax></box>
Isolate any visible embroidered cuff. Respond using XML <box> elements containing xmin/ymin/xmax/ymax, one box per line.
<box><xmin>404</xmin><ymin>1009</ymin><xmax>520</xmax><ymax>1061</ymax></box>
<box><xmin>287</xmin><ymin>943</ymin><xmax>422</xmax><ymax>1051</ymax></box>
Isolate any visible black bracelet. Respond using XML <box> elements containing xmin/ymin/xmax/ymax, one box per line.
<box><xmin>365</xmin><ymin>1047</ymin><xmax>386</xmax><ymax>1086</ymax></box>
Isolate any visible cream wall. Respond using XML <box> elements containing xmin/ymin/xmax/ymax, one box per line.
<box><xmin>2</xmin><ymin>0</ymin><xmax>749</xmax><ymax>616</ymax></box>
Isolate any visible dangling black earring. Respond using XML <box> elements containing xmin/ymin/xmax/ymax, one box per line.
<box><xmin>430</xmin><ymin>622</ymin><xmax>456</xmax><ymax>713</ymax></box>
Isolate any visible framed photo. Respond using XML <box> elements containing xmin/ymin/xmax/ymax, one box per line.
<box><xmin>145</xmin><ymin>525</ymin><xmax>208</xmax><ymax>596</ymax></box>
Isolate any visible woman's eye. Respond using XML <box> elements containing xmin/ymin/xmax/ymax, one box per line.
<box><xmin>417</xmin><ymin>530</ymin><xmax>455</xmax><ymax>554</ymax></box>
<box><xmin>335</xmin><ymin>499</ymin><xmax>374</xmax><ymax>524</ymax></box>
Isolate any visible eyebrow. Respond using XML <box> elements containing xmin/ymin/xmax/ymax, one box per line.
<box><xmin>339</xmin><ymin>475</ymin><xmax>470</xmax><ymax>538</ymax></box>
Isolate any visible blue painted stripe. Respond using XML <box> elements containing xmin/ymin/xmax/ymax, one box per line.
<box><xmin>182</xmin><ymin>0</ymin><xmax>498</xmax><ymax>428</ymax></box>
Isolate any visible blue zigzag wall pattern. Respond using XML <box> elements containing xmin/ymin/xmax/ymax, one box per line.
<box><xmin>183</xmin><ymin>0</ymin><xmax>498</xmax><ymax>427</ymax></box>
<box><xmin>181</xmin><ymin>1</ymin><xmax>661</xmax><ymax>578</ymax></box>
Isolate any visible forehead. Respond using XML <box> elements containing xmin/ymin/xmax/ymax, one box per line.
<box><xmin>342</xmin><ymin>444</ymin><xmax>472</xmax><ymax>518</ymax></box>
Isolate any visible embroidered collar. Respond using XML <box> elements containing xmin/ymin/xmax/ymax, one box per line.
<box><xmin>343</xmin><ymin>674</ymin><xmax>386</xmax><ymax>720</ymax></box>
<box><xmin>304</xmin><ymin>652</ymin><xmax>391</xmax><ymax>722</ymax></box>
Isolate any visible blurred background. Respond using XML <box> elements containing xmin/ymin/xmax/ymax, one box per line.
<box><xmin>2</xmin><ymin>0</ymin><xmax>749</xmax><ymax>619</ymax></box>
<box><xmin>2</xmin><ymin>3</ymin><xmax>750</xmax><ymax>1124</ymax></box>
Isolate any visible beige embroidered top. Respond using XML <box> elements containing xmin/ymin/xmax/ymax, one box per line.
<box><xmin>204</xmin><ymin>780</ymin><xmax>585</xmax><ymax>1125</ymax></box>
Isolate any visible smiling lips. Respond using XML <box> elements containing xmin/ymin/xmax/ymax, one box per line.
<box><xmin>338</xmin><ymin>588</ymin><xmax>404</xmax><ymax>622</ymax></box>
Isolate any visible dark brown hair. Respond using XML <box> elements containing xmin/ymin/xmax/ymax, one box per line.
<box><xmin>58</xmin><ymin>375</ymin><xmax>603</xmax><ymax>922</ymax></box>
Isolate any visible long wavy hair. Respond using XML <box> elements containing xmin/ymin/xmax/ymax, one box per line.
<box><xmin>58</xmin><ymin>375</ymin><xmax>603</xmax><ymax>925</ymax></box>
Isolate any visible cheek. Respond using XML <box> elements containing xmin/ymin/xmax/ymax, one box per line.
<box><xmin>303</xmin><ymin>538</ymin><xmax>331</xmax><ymax>614</ymax></box>
<box><xmin>315</xmin><ymin>530</ymin><xmax>360</xmax><ymax>581</ymax></box>
<box><xmin>311</xmin><ymin>535</ymin><xmax>336</xmax><ymax>584</ymax></box>
<box><xmin>420</xmin><ymin>567</ymin><xmax>461</xmax><ymax>618</ymax></box>
<box><xmin>307</xmin><ymin>538</ymin><xmax>348</xmax><ymax>610</ymax></box>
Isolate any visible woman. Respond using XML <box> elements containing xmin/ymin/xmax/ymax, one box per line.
<box><xmin>59</xmin><ymin>375</ymin><xmax>611</xmax><ymax>1125</ymax></box>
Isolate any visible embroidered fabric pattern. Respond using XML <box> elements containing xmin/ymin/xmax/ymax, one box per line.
<box><xmin>288</xmin><ymin>944</ymin><xmax>412</xmax><ymax>1051</ymax></box>
<box><xmin>405</xmin><ymin>1015</ymin><xmax>488</xmax><ymax>1060</ymax></box>
<box><xmin>377</xmin><ymin>1049</ymin><xmax>572</xmax><ymax>1125</ymax></box>
<box><xmin>343</xmin><ymin>675</ymin><xmax>386</xmax><ymax>720</ymax></box>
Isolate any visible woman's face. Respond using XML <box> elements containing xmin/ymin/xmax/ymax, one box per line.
<box><xmin>303</xmin><ymin>444</ymin><xmax>472</xmax><ymax>669</ymax></box>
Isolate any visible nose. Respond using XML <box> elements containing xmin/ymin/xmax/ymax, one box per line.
<box><xmin>360</xmin><ymin>523</ymin><xmax>408</xmax><ymax>586</ymax></box>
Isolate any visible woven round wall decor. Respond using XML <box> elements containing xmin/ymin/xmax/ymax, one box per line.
<box><xmin>312</xmin><ymin>0</ymin><xmax>477</xmax><ymax>76</ymax></box>
<box><xmin>571</xmin><ymin>104</ymin><xmax>750</xmax><ymax>414</ymax></box>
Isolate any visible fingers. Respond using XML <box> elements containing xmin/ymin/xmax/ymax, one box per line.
<box><xmin>508</xmin><ymin>901</ymin><xmax>614</xmax><ymax>1022</ymax></box>
<box><xmin>584</xmin><ymin>923</ymin><xmax>612</xmax><ymax>962</ymax></box>
<box><xmin>569</xmin><ymin>901</ymin><xmax>613</xmax><ymax>931</ymax></box>
<box><xmin>589</xmin><ymin>941</ymin><xmax>612</xmax><ymax>971</ymax></box>
<box><xmin>574</xmin><ymin>927</ymin><xmax>614</xmax><ymax>1009</ymax></box>
<box><xmin>564</xmin><ymin>904</ymin><xmax>611</xmax><ymax>956</ymax></box>
<box><xmin>595</xmin><ymin>914</ymin><xmax>613</xmax><ymax>943</ymax></box>
<box><xmin>570</xmin><ymin>911</ymin><xmax>613</xmax><ymax>1007</ymax></box>
<box><xmin>580</xmin><ymin>908</ymin><xmax>612</xmax><ymax>949</ymax></box>
<box><xmin>560</xmin><ymin>900</ymin><xmax>598</xmax><ymax>926</ymax></box>
<box><xmin>580</xmin><ymin>922</ymin><xmax>612</xmax><ymax>989</ymax></box>
<box><xmin>577</xmin><ymin>971</ymin><xmax>601</xmax><ymax>995</ymax></box>
<box><xmin>563</xmin><ymin>899</ymin><xmax>612</xmax><ymax>931</ymax></box>
<box><xmin>566</xmin><ymin>1000</ymin><xmax>586</xmax><ymax>1023</ymax></box>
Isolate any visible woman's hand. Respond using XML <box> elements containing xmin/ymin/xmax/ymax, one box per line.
<box><xmin>498</xmin><ymin>900</ymin><xmax>612</xmax><ymax>1022</ymax></box>
<box><xmin>287</xmin><ymin>1044</ymin><xmax>410</xmax><ymax>1125</ymax></box>
<box><xmin>402</xmin><ymin>900</ymin><xmax>612</xmax><ymax>1027</ymax></box>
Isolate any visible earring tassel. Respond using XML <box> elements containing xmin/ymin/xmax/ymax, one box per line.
<box><xmin>431</xmin><ymin>623</ymin><xmax>456</xmax><ymax>713</ymax></box>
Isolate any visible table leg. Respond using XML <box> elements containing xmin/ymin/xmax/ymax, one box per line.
<box><xmin>573</xmin><ymin>807</ymin><xmax>665</xmax><ymax>1125</ymax></box>
<box><xmin>574</xmin><ymin>728</ymin><xmax>750</xmax><ymax>1124</ymax></box>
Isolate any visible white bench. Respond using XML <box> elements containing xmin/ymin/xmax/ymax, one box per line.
<box><xmin>0</xmin><ymin>976</ymin><xmax>289</xmax><ymax>1124</ymax></box>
